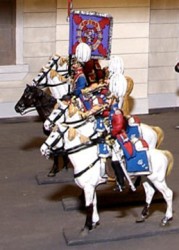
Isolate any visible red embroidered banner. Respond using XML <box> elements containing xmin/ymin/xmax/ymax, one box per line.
<box><xmin>69</xmin><ymin>10</ymin><xmax>113</xmax><ymax>59</ymax></box>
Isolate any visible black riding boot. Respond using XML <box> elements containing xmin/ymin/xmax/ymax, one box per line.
<box><xmin>111</xmin><ymin>161</ymin><xmax>125</xmax><ymax>191</ymax></box>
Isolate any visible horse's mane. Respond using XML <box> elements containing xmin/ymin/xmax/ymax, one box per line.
<box><xmin>49</xmin><ymin>69</ymin><xmax>67</xmax><ymax>82</ymax></box>
<box><xmin>36</xmin><ymin>87</ymin><xmax>56</xmax><ymax>107</ymax></box>
<box><xmin>28</xmin><ymin>85</ymin><xmax>57</xmax><ymax>121</ymax></box>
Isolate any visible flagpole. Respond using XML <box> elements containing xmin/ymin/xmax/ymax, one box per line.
<box><xmin>67</xmin><ymin>0</ymin><xmax>73</xmax><ymax>92</ymax></box>
<box><xmin>67</xmin><ymin>0</ymin><xmax>73</xmax><ymax>22</ymax></box>
<box><xmin>67</xmin><ymin>0</ymin><xmax>73</xmax><ymax>76</ymax></box>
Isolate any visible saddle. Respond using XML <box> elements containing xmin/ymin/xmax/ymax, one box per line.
<box><xmin>126</xmin><ymin>115</ymin><xmax>141</xmax><ymax>139</ymax></box>
<box><xmin>116</xmin><ymin>133</ymin><xmax>152</xmax><ymax>175</ymax></box>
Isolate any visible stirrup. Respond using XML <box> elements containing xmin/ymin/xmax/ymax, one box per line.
<box><xmin>113</xmin><ymin>183</ymin><xmax>125</xmax><ymax>192</ymax></box>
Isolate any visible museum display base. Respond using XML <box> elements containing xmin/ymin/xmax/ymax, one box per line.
<box><xmin>62</xmin><ymin>183</ymin><xmax>178</xmax><ymax>246</ymax></box>
<box><xmin>36</xmin><ymin>168</ymin><xmax>74</xmax><ymax>185</ymax></box>
<box><xmin>63</xmin><ymin>217</ymin><xmax>179</xmax><ymax>246</ymax></box>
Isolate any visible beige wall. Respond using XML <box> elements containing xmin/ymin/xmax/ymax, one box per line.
<box><xmin>23</xmin><ymin>0</ymin><xmax>57</xmax><ymax>81</ymax></box>
<box><xmin>149</xmin><ymin>0</ymin><xmax>179</xmax><ymax>109</ymax></box>
<box><xmin>0</xmin><ymin>0</ymin><xmax>57</xmax><ymax>117</ymax></box>
<box><xmin>0</xmin><ymin>0</ymin><xmax>178</xmax><ymax>117</ymax></box>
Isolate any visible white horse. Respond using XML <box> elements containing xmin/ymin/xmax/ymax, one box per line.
<box><xmin>43</xmin><ymin>99</ymin><xmax>96</xmax><ymax>132</ymax></box>
<box><xmin>40</xmin><ymin>123</ymin><xmax>174</xmax><ymax>232</ymax></box>
<box><xmin>45</xmin><ymin>54</ymin><xmax>69</xmax><ymax>74</ymax></box>
<box><xmin>44</xmin><ymin>101</ymin><xmax>164</xmax><ymax>150</ymax></box>
<box><xmin>40</xmin><ymin>124</ymin><xmax>108</xmax><ymax>233</ymax></box>
<box><xmin>31</xmin><ymin>54</ymin><xmax>71</xmax><ymax>99</ymax></box>
<box><xmin>32</xmin><ymin>67</ymin><xmax>72</xmax><ymax>99</ymax></box>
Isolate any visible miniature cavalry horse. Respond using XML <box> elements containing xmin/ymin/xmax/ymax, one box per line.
<box><xmin>14</xmin><ymin>84</ymin><xmax>107</xmax><ymax>176</ymax></box>
<box><xmin>40</xmin><ymin>122</ymin><xmax>174</xmax><ymax>232</ymax></box>
<box><xmin>33</xmin><ymin>66</ymin><xmax>71</xmax><ymax>100</ymax></box>
<box><xmin>14</xmin><ymin>85</ymin><xmax>69</xmax><ymax>176</ymax></box>
<box><xmin>42</xmin><ymin>97</ymin><xmax>165</xmax><ymax>182</ymax></box>
<box><xmin>14</xmin><ymin>85</ymin><xmax>57</xmax><ymax>121</ymax></box>
<box><xmin>44</xmin><ymin>100</ymin><xmax>164</xmax><ymax>150</ymax></box>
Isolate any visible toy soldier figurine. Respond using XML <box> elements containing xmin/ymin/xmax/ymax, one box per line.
<box><xmin>110</xmin><ymin>109</ymin><xmax>127</xmax><ymax>191</ymax></box>
<box><xmin>83</xmin><ymin>59</ymin><xmax>105</xmax><ymax>85</ymax></box>
<box><xmin>71</xmin><ymin>60</ymin><xmax>92</xmax><ymax>111</ymax></box>
<box><xmin>71</xmin><ymin>43</ymin><xmax>93</xmax><ymax>111</ymax></box>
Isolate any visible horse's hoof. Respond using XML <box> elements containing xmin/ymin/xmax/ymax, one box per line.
<box><xmin>47</xmin><ymin>171</ymin><xmax>57</xmax><ymax>177</ymax></box>
<box><xmin>47</xmin><ymin>168</ymin><xmax>59</xmax><ymax>177</ymax></box>
<box><xmin>80</xmin><ymin>227</ymin><xmax>89</xmax><ymax>237</ymax></box>
<box><xmin>136</xmin><ymin>216</ymin><xmax>146</xmax><ymax>223</ymax></box>
<box><xmin>160</xmin><ymin>216</ymin><xmax>173</xmax><ymax>227</ymax></box>
<box><xmin>91</xmin><ymin>221</ymin><xmax>100</xmax><ymax>230</ymax></box>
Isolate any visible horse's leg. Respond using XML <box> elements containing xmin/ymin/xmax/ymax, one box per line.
<box><xmin>92</xmin><ymin>191</ymin><xmax>100</xmax><ymax>228</ymax></box>
<box><xmin>134</xmin><ymin>176</ymin><xmax>142</xmax><ymax>188</ymax></box>
<box><xmin>111</xmin><ymin>161</ymin><xmax>125</xmax><ymax>191</ymax></box>
<box><xmin>136</xmin><ymin>181</ymin><xmax>155</xmax><ymax>223</ymax></box>
<box><xmin>48</xmin><ymin>155</ymin><xmax>59</xmax><ymax>177</ymax></box>
<box><xmin>151</xmin><ymin>180</ymin><xmax>173</xmax><ymax>226</ymax></box>
<box><xmin>81</xmin><ymin>185</ymin><xmax>98</xmax><ymax>234</ymax></box>
<box><xmin>62</xmin><ymin>153</ymin><xmax>69</xmax><ymax>170</ymax></box>
<box><xmin>48</xmin><ymin>153</ymin><xmax>69</xmax><ymax>177</ymax></box>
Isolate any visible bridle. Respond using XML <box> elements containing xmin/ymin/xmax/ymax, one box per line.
<box><xmin>44</xmin><ymin>127</ymin><xmax>69</xmax><ymax>152</ymax></box>
<box><xmin>32</xmin><ymin>55</ymin><xmax>69</xmax><ymax>88</ymax></box>
<box><xmin>45</xmin><ymin>105</ymin><xmax>69</xmax><ymax>128</ymax></box>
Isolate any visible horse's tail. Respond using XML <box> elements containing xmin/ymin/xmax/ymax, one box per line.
<box><xmin>122</xmin><ymin>76</ymin><xmax>134</xmax><ymax>116</ymax></box>
<box><xmin>151</xmin><ymin>126</ymin><xmax>164</xmax><ymax>148</ymax></box>
<box><xmin>163</xmin><ymin>150</ymin><xmax>174</xmax><ymax>176</ymax></box>
<box><xmin>125</xmin><ymin>76</ymin><xmax>134</xmax><ymax>96</ymax></box>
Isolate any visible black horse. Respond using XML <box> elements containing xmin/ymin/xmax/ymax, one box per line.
<box><xmin>14</xmin><ymin>84</ymin><xmax>69</xmax><ymax>176</ymax></box>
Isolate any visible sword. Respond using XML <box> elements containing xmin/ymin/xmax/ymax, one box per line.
<box><xmin>112</xmin><ymin>140</ymin><xmax>136</xmax><ymax>192</ymax></box>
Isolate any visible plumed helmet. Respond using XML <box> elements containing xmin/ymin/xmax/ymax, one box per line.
<box><xmin>75</xmin><ymin>42</ymin><xmax>91</xmax><ymax>63</ymax></box>
<box><xmin>109</xmin><ymin>73</ymin><xmax>127</xmax><ymax>98</ymax></box>
<box><xmin>109</xmin><ymin>55</ymin><xmax>124</xmax><ymax>75</ymax></box>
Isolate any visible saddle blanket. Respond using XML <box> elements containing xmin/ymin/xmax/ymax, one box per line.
<box><xmin>126</xmin><ymin>150</ymin><xmax>151</xmax><ymax>175</ymax></box>
<box><xmin>116</xmin><ymin>135</ymin><xmax>151</xmax><ymax>175</ymax></box>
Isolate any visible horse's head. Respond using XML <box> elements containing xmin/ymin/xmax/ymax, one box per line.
<box><xmin>14</xmin><ymin>85</ymin><xmax>56</xmax><ymax>118</ymax></box>
<box><xmin>40</xmin><ymin>125</ymin><xmax>67</xmax><ymax>158</ymax></box>
<box><xmin>14</xmin><ymin>85</ymin><xmax>40</xmax><ymax>115</ymax></box>
<box><xmin>45</xmin><ymin>55</ymin><xmax>68</xmax><ymax>75</ymax></box>
<box><xmin>33</xmin><ymin>67</ymin><xmax>50</xmax><ymax>87</ymax></box>
<box><xmin>43</xmin><ymin>107</ymin><xmax>66</xmax><ymax>131</ymax></box>
<box><xmin>45</xmin><ymin>54</ymin><xmax>61</xmax><ymax>70</ymax></box>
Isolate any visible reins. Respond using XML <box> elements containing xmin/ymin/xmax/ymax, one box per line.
<box><xmin>36</xmin><ymin>78</ymin><xmax>69</xmax><ymax>88</ymax></box>
<box><xmin>44</xmin><ymin>127</ymin><xmax>69</xmax><ymax>150</ymax></box>
<box><xmin>46</xmin><ymin>106</ymin><xmax>69</xmax><ymax>126</ymax></box>
<box><xmin>32</xmin><ymin>55</ymin><xmax>69</xmax><ymax>87</ymax></box>
<box><xmin>74</xmin><ymin>157</ymin><xmax>100</xmax><ymax>178</ymax></box>
<box><xmin>44</xmin><ymin>124</ymin><xmax>102</xmax><ymax>179</ymax></box>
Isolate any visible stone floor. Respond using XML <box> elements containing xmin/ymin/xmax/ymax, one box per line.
<box><xmin>1</xmin><ymin>110</ymin><xmax>179</xmax><ymax>250</ymax></box>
